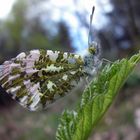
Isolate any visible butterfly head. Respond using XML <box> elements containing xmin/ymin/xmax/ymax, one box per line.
<box><xmin>88</xmin><ymin>41</ymin><xmax>98</xmax><ymax>55</ymax></box>
<box><xmin>83</xmin><ymin>41</ymin><xmax>101</xmax><ymax>76</ymax></box>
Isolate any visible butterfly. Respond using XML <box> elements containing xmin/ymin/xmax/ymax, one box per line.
<box><xmin>0</xmin><ymin>6</ymin><xmax>101</xmax><ymax>111</ymax></box>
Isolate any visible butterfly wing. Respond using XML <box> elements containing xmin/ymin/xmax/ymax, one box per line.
<box><xmin>0</xmin><ymin>49</ymin><xmax>85</xmax><ymax>111</ymax></box>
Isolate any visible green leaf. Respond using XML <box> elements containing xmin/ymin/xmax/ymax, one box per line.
<box><xmin>56</xmin><ymin>52</ymin><xmax>140</xmax><ymax>140</ymax></box>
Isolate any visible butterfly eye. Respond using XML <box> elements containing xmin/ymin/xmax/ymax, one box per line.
<box><xmin>88</xmin><ymin>46</ymin><xmax>96</xmax><ymax>55</ymax></box>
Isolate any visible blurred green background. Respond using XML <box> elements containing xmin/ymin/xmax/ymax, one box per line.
<box><xmin>0</xmin><ymin>0</ymin><xmax>140</xmax><ymax>140</ymax></box>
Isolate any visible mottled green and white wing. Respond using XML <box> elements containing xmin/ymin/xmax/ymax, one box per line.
<box><xmin>0</xmin><ymin>50</ymin><xmax>85</xmax><ymax>111</ymax></box>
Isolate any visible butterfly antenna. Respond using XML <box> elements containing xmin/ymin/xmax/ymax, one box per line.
<box><xmin>88</xmin><ymin>6</ymin><xmax>95</xmax><ymax>46</ymax></box>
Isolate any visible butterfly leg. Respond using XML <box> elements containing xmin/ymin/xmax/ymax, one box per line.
<box><xmin>102</xmin><ymin>58</ymin><xmax>113</xmax><ymax>64</ymax></box>
<box><xmin>83</xmin><ymin>75</ymin><xmax>92</xmax><ymax>97</ymax></box>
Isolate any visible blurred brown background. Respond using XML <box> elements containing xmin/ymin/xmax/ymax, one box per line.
<box><xmin>0</xmin><ymin>0</ymin><xmax>140</xmax><ymax>140</ymax></box>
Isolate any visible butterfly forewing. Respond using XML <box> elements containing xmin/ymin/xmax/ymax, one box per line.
<box><xmin>0</xmin><ymin>49</ymin><xmax>85</xmax><ymax>111</ymax></box>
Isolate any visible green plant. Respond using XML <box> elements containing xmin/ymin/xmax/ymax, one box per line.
<box><xmin>56</xmin><ymin>52</ymin><xmax>140</xmax><ymax>140</ymax></box>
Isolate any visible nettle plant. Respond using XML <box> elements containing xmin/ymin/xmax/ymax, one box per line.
<box><xmin>0</xmin><ymin>6</ymin><xmax>140</xmax><ymax>140</ymax></box>
<box><xmin>56</xmin><ymin>53</ymin><xmax>140</xmax><ymax>140</ymax></box>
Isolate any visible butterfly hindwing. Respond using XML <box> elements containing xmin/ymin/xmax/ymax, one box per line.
<box><xmin>0</xmin><ymin>49</ymin><xmax>85</xmax><ymax>111</ymax></box>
